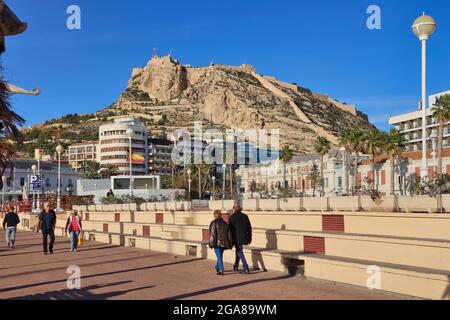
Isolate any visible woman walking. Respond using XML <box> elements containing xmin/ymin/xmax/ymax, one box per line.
<box><xmin>65</xmin><ymin>210</ymin><xmax>82</xmax><ymax>252</ymax></box>
<box><xmin>209</xmin><ymin>210</ymin><xmax>233</xmax><ymax>276</ymax></box>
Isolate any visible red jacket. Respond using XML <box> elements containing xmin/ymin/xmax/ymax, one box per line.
<box><xmin>65</xmin><ymin>215</ymin><xmax>82</xmax><ymax>232</ymax></box>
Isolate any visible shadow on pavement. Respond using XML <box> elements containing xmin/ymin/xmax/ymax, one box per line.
<box><xmin>0</xmin><ymin>257</ymin><xmax>201</xmax><ymax>293</ymax></box>
<box><xmin>10</xmin><ymin>281</ymin><xmax>155</xmax><ymax>300</ymax></box>
<box><xmin>162</xmin><ymin>274</ymin><xmax>295</xmax><ymax>300</ymax></box>
<box><xmin>0</xmin><ymin>252</ymin><xmax>168</xmax><ymax>280</ymax></box>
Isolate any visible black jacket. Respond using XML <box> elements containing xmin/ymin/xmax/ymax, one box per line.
<box><xmin>229</xmin><ymin>210</ymin><xmax>252</xmax><ymax>246</ymax></box>
<box><xmin>3</xmin><ymin>212</ymin><xmax>20</xmax><ymax>228</ymax></box>
<box><xmin>209</xmin><ymin>218</ymin><xmax>233</xmax><ymax>249</ymax></box>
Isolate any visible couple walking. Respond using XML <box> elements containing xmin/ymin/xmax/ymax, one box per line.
<box><xmin>37</xmin><ymin>202</ymin><xmax>83</xmax><ymax>254</ymax></box>
<box><xmin>209</xmin><ymin>202</ymin><xmax>252</xmax><ymax>276</ymax></box>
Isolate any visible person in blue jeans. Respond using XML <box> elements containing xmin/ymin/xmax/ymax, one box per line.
<box><xmin>208</xmin><ymin>210</ymin><xmax>233</xmax><ymax>276</ymax></box>
<box><xmin>65</xmin><ymin>210</ymin><xmax>83</xmax><ymax>252</ymax></box>
<box><xmin>2</xmin><ymin>205</ymin><xmax>20</xmax><ymax>249</ymax></box>
<box><xmin>229</xmin><ymin>202</ymin><xmax>253</xmax><ymax>274</ymax></box>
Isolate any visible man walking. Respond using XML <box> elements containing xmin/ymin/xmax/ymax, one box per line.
<box><xmin>38</xmin><ymin>202</ymin><xmax>57</xmax><ymax>255</ymax></box>
<box><xmin>229</xmin><ymin>202</ymin><xmax>252</xmax><ymax>274</ymax></box>
<box><xmin>2</xmin><ymin>204</ymin><xmax>20</xmax><ymax>249</ymax></box>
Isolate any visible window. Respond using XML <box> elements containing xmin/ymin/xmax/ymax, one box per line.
<box><xmin>20</xmin><ymin>177</ymin><xmax>25</xmax><ymax>187</ymax></box>
<box><xmin>68</xmin><ymin>179</ymin><xmax>73</xmax><ymax>187</ymax></box>
<box><xmin>45</xmin><ymin>178</ymin><xmax>51</xmax><ymax>187</ymax></box>
<box><xmin>338</xmin><ymin>177</ymin><xmax>343</xmax><ymax>189</ymax></box>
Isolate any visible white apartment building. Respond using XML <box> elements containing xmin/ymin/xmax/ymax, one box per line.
<box><xmin>99</xmin><ymin>118</ymin><xmax>149</xmax><ymax>176</ymax></box>
<box><xmin>389</xmin><ymin>90</ymin><xmax>450</xmax><ymax>152</ymax></box>
<box><xmin>68</xmin><ymin>141</ymin><xmax>99</xmax><ymax>172</ymax></box>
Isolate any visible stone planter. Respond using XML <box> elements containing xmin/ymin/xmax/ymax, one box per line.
<box><xmin>155</xmin><ymin>202</ymin><xmax>166</xmax><ymax>211</ymax></box>
<box><xmin>302</xmin><ymin>197</ymin><xmax>329</xmax><ymax>211</ymax></box>
<box><xmin>397</xmin><ymin>195</ymin><xmax>439</xmax><ymax>213</ymax></box>
<box><xmin>258</xmin><ymin>199</ymin><xmax>279</xmax><ymax>211</ymax></box>
<box><xmin>279</xmin><ymin>198</ymin><xmax>302</xmax><ymax>211</ymax></box>
<box><xmin>242</xmin><ymin>199</ymin><xmax>259</xmax><ymax>211</ymax></box>
<box><xmin>329</xmin><ymin>196</ymin><xmax>360</xmax><ymax>212</ymax></box>
<box><xmin>360</xmin><ymin>196</ymin><xmax>397</xmax><ymax>212</ymax></box>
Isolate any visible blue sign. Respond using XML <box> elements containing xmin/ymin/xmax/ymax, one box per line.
<box><xmin>30</xmin><ymin>175</ymin><xmax>42</xmax><ymax>191</ymax></box>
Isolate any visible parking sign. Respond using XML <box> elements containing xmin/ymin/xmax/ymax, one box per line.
<box><xmin>30</xmin><ymin>175</ymin><xmax>42</xmax><ymax>191</ymax></box>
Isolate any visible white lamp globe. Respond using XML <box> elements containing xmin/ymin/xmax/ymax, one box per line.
<box><xmin>56</xmin><ymin>145</ymin><xmax>64</xmax><ymax>155</ymax></box>
<box><xmin>412</xmin><ymin>14</ymin><xmax>436</xmax><ymax>39</ymax></box>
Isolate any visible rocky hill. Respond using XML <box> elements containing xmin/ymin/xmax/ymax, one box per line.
<box><xmin>20</xmin><ymin>55</ymin><xmax>374</xmax><ymax>156</ymax></box>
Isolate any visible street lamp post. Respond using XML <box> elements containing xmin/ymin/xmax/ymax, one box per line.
<box><xmin>126</xmin><ymin>129</ymin><xmax>134</xmax><ymax>198</ymax></box>
<box><xmin>212</xmin><ymin>176</ymin><xmax>216</xmax><ymax>200</ymax></box>
<box><xmin>1</xmin><ymin>176</ymin><xmax>5</xmax><ymax>210</ymax></box>
<box><xmin>222</xmin><ymin>164</ymin><xmax>226</xmax><ymax>201</ymax></box>
<box><xmin>187</xmin><ymin>169</ymin><xmax>191</xmax><ymax>199</ymax></box>
<box><xmin>412</xmin><ymin>13</ymin><xmax>437</xmax><ymax>180</ymax></box>
<box><xmin>31</xmin><ymin>164</ymin><xmax>37</xmax><ymax>211</ymax></box>
<box><xmin>56</xmin><ymin>145</ymin><xmax>64</xmax><ymax>212</ymax></box>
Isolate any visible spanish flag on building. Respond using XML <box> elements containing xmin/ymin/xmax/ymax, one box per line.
<box><xmin>131</xmin><ymin>153</ymin><xmax>145</xmax><ymax>163</ymax></box>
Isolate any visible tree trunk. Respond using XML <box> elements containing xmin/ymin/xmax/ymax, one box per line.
<box><xmin>344</xmin><ymin>150</ymin><xmax>349</xmax><ymax>195</ymax></box>
<box><xmin>371</xmin><ymin>152</ymin><xmax>376</xmax><ymax>191</ymax></box>
<box><xmin>390</xmin><ymin>154</ymin><xmax>395</xmax><ymax>195</ymax></box>
<box><xmin>438</xmin><ymin>121</ymin><xmax>444</xmax><ymax>178</ymax></box>
<box><xmin>320</xmin><ymin>155</ymin><xmax>324</xmax><ymax>197</ymax></box>
<box><xmin>283</xmin><ymin>162</ymin><xmax>287</xmax><ymax>189</ymax></box>
<box><xmin>229</xmin><ymin>165</ymin><xmax>233</xmax><ymax>196</ymax></box>
<box><xmin>198</xmin><ymin>166</ymin><xmax>202</xmax><ymax>199</ymax></box>
<box><xmin>354</xmin><ymin>152</ymin><xmax>359</xmax><ymax>195</ymax></box>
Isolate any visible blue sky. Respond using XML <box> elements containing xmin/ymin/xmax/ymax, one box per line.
<box><xmin>4</xmin><ymin>0</ymin><xmax>450</xmax><ymax>130</ymax></box>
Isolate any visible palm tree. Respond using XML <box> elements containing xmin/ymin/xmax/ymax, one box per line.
<box><xmin>338</xmin><ymin>129</ymin><xmax>353</xmax><ymax>195</ymax></box>
<box><xmin>314</xmin><ymin>136</ymin><xmax>331</xmax><ymax>197</ymax></box>
<box><xmin>384</xmin><ymin>129</ymin><xmax>407</xmax><ymax>195</ymax></box>
<box><xmin>279</xmin><ymin>145</ymin><xmax>294</xmax><ymax>189</ymax></box>
<box><xmin>0</xmin><ymin>81</ymin><xmax>25</xmax><ymax>190</ymax></box>
<box><xmin>0</xmin><ymin>80</ymin><xmax>25</xmax><ymax>143</ymax></box>
<box><xmin>363</xmin><ymin>129</ymin><xmax>383</xmax><ymax>190</ymax></box>
<box><xmin>81</xmin><ymin>161</ymin><xmax>101</xmax><ymax>179</ymax></box>
<box><xmin>0</xmin><ymin>140</ymin><xmax>14</xmax><ymax>191</ymax></box>
<box><xmin>348</xmin><ymin>129</ymin><xmax>365</xmax><ymax>194</ymax></box>
<box><xmin>99</xmin><ymin>164</ymin><xmax>119</xmax><ymax>179</ymax></box>
<box><xmin>432</xmin><ymin>94</ymin><xmax>450</xmax><ymax>178</ymax></box>
<box><xmin>224</xmin><ymin>149</ymin><xmax>235</xmax><ymax>197</ymax></box>
<box><xmin>197</xmin><ymin>162</ymin><xmax>202</xmax><ymax>199</ymax></box>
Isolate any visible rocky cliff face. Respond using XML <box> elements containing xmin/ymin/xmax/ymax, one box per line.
<box><xmin>111</xmin><ymin>55</ymin><xmax>374</xmax><ymax>153</ymax></box>
<box><xmin>26</xmin><ymin>55</ymin><xmax>374</xmax><ymax>156</ymax></box>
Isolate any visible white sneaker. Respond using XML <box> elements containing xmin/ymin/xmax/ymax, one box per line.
<box><xmin>74</xmin><ymin>249</ymin><xmax>77</xmax><ymax>252</ymax></box>
<box><xmin>69</xmin><ymin>249</ymin><xmax>73</xmax><ymax>252</ymax></box>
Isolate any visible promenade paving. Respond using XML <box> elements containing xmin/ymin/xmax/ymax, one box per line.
<box><xmin>0</xmin><ymin>230</ymin><xmax>405</xmax><ymax>300</ymax></box>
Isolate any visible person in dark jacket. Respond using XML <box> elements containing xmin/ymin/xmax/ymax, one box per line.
<box><xmin>2</xmin><ymin>204</ymin><xmax>20</xmax><ymax>249</ymax></box>
<box><xmin>38</xmin><ymin>202</ymin><xmax>57</xmax><ymax>255</ymax></box>
<box><xmin>229</xmin><ymin>203</ymin><xmax>252</xmax><ymax>274</ymax></box>
<box><xmin>209</xmin><ymin>210</ymin><xmax>233</xmax><ymax>276</ymax></box>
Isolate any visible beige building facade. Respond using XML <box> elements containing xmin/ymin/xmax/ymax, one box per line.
<box><xmin>68</xmin><ymin>141</ymin><xmax>98</xmax><ymax>172</ymax></box>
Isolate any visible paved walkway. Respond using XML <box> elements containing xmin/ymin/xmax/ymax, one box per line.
<box><xmin>0</xmin><ymin>230</ymin><xmax>404</xmax><ymax>300</ymax></box>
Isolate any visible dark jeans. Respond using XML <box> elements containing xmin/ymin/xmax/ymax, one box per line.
<box><xmin>42</xmin><ymin>228</ymin><xmax>55</xmax><ymax>253</ymax></box>
<box><xmin>234</xmin><ymin>244</ymin><xmax>249</xmax><ymax>270</ymax></box>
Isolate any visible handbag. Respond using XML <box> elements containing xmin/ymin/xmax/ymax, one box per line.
<box><xmin>78</xmin><ymin>232</ymin><xmax>84</xmax><ymax>246</ymax></box>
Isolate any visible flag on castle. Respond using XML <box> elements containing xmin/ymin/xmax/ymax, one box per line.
<box><xmin>131</xmin><ymin>153</ymin><xmax>145</xmax><ymax>163</ymax></box>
